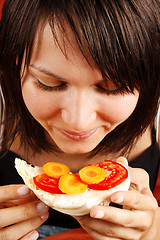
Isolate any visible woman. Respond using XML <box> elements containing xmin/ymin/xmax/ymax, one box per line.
<box><xmin>0</xmin><ymin>0</ymin><xmax>160</xmax><ymax>239</ymax></box>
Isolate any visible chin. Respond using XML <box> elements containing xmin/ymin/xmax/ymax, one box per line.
<box><xmin>62</xmin><ymin>148</ymin><xmax>91</xmax><ymax>154</ymax></box>
<box><xmin>55</xmin><ymin>140</ymin><xmax>103</xmax><ymax>154</ymax></box>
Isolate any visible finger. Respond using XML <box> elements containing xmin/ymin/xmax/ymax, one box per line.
<box><xmin>129</xmin><ymin>167</ymin><xmax>150</xmax><ymax>189</ymax></box>
<box><xmin>83</xmin><ymin>224</ymin><xmax>122</xmax><ymax>240</ymax></box>
<box><xmin>81</xmin><ymin>218</ymin><xmax>141</xmax><ymax>240</ymax></box>
<box><xmin>0</xmin><ymin>201</ymin><xmax>49</xmax><ymax>228</ymax></box>
<box><xmin>90</xmin><ymin>205</ymin><xmax>150</xmax><ymax>230</ymax></box>
<box><xmin>116</xmin><ymin>156</ymin><xmax>128</xmax><ymax>168</ymax></box>
<box><xmin>0</xmin><ymin>195</ymin><xmax>38</xmax><ymax>209</ymax></box>
<box><xmin>111</xmin><ymin>189</ymin><xmax>158</xmax><ymax>210</ymax></box>
<box><xmin>20</xmin><ymin>230</ymin><xmax>39</xmax><ymax>240</ymax></box>
<box><xmin>0</xmin><ymin>215</ymin><xmax>49</xmax><ymax>240</ymax></box>
<box><xmin>0</xmin><ymin>185</ymin><xmax>36</xmax><ymax>202</ymax></box>
<box><xmin>2</xmin><ymin>195</ymin><xmax>38</xmax><ymax>207</ymax></box>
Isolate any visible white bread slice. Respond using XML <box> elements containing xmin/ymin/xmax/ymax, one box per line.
<box><xmin>15</xmin><ymin>158</ymin><xmax>130</xmax><ymax>216</ymax></box>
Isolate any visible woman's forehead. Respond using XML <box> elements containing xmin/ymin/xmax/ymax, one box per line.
<box><xmin>31</xmin><ymin>21</ymin><xmax>97</xmax><ymax>69</ymax></box>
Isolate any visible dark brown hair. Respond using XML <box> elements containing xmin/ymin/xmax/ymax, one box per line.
<box><xmin>0</xmin><ymin>0</ymin><xmax>160</xmax><ymax>157</ymax></box>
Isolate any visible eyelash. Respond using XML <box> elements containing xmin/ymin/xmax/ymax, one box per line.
<box><xmin>34</xmin><ymin>78</ymin><xmax>126</xmax><ymax>96</ymax></box>
<box><xmin>35</xmin><ymin>79</ymin><xmax>67</xmax><ymax>92</ymax></box>
<box><xmin>95</xmin><ymin>84</ymin><xmax>126</xmax><ymax>95</ymax></box>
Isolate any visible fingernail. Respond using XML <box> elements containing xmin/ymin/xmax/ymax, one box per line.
<box><xmin>90</xmin><ymin>210</ymin><xmax>104</xmax><ymax>219</ymax></box>
<box><xmin>37</xmin><ymin>202</ymin><xmax>49</xmax><ymax>212</ymax></box>
<box><xmin>111</xmin><ymin>195</ymin><xmax>124</xmax><ymax>204</ymax></box>
<box><xmin>17</xmin><ymin>186</ymin><xmax>30</xmax><ymax>196</ymax></box>
<box><xmin>28</xmin><ymin>230</ymin><xmax>39</xmax><ymax>240</ymax></box>
<box><xmin>41</xmin><ymin>213</ymin><xmax>49</xmax><ymax>220</ymax></box>
<box><xmin>94</xmin><ymin>211</ymin><xmax>104</xmax><ymax>219</ymax></box>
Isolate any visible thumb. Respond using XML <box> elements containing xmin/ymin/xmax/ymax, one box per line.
<box><xmin>116</xmin><ymin>156</ymin><xmax>128</xmax><ymax>168</ymax></box>
<box><xmin>129</xmin><ymin>166</ymin><xmax>150</xmax><ymax>191</ymax></box>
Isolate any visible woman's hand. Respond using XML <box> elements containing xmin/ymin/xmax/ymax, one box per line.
<box><xmin>0</xmin><ymin>184</ymin><xmax>49</xmax><ymax>240</ymax></box>
<box><xmin>75</xmin><ymin>159</ymin><xmax>159</xmax><ymax>240</ymax></box>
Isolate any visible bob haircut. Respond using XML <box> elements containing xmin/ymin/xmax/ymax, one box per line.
<box><xmin>0</xmin><ymin>0</ymin><xmax>160</xmax><ymax>157</ymax></box>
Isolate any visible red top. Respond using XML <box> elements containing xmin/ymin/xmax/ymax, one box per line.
<box><xmin>0</xmin><ymin>0</ymin><xmax>4</xmax><ymax>19</ymax></box>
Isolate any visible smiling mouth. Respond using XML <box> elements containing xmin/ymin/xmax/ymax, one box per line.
<box><xmin>56</xmin><ymin>128</ymin><xmax>98</xmax><ymax>141</ymax></box>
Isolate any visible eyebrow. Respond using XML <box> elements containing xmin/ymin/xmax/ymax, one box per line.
<box><xmin>29</xmin><ymin>64</ymin><xmax>104</xmax><ymax>84</ymax></box>
<box><xmin>29</xmin><ymin>64</ymin><xmax>63</xmax><ymax>80</ymax></box>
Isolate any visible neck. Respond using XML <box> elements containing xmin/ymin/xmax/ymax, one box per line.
<box><xmin>29</xmin><ymin>151</ymin><xmax>110</xmax><ymax>173</ymax></box>
<box><xmin>10</xmin><ymin>126</ymin><xmax>152</xmax><ymax>172</ymax></box>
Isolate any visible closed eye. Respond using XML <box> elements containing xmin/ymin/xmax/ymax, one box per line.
<box><xmin>34</xmin><ymin>78</ymin><xmax>67</xmax><ymax>92</ymax></box>
<box><xmin>94</xmin><ymin>79</ymin><xmax>126</xmax><ymax>95</ymax></box>
<box><xmin>95</xmin><ymin>84</ymin><xmax>125</xmax><ymax>95</ymax></box>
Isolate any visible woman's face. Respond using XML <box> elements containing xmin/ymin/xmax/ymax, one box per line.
<box><xmin>21</xmin><ymin>23</ymin><xmax>139</xmax><ymax>154</ymax></box>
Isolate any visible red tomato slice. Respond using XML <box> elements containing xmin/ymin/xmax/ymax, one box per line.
<box><xmin>33</xmin><ymin>173</ymin><xmax>65</xmax><ymax>194</ymax></box>
<box><xmin>88</xmin><ymin>160</ymin><xmax>128</xmax><ymax>190</ymax></box>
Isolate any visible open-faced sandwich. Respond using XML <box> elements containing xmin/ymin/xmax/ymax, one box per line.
<box><xmin>15</xmin><ymin>158</ymin><xmax>130</xmax><ymax>216</ymax></box>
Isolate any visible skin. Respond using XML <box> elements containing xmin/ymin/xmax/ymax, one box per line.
<box><xmin>21</xmin><ymin>23</ymin><xmax>139</xmax><ymax>159</ymax></box>
<box><xmin>2</xmin><ymin>22</ymin><xmax>160</xmax><ymax>239</ymax></box>
<box><xmin>0</xmin><ymin>185</ymin><xmax>49</xmax><ymax>240</ymax></box>
<box><xmin>75</xmin><ymin>158</ymin><xmax>159</xmax><ymax>240</ymax></box>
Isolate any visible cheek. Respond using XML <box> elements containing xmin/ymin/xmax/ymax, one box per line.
<box><xmin>22</xmin><ymin>82</ymin><xmax>59</xmax><ymax>120</ymax></box>
<box><xmin>99</xmin><ymin>93</ymin><xmax>139</xmax><ymax>125</ymax></box>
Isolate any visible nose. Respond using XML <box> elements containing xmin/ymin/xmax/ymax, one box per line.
<box><xmin>61</xmin><ymin>90</ymin><xmax>96</xmax><ymax>131</ymax></box>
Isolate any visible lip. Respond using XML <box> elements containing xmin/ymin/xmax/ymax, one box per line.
<box><xmin>56</xmin><ymin>128</ymin><xmax>98</xmax><ymax>141</ymax></box>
